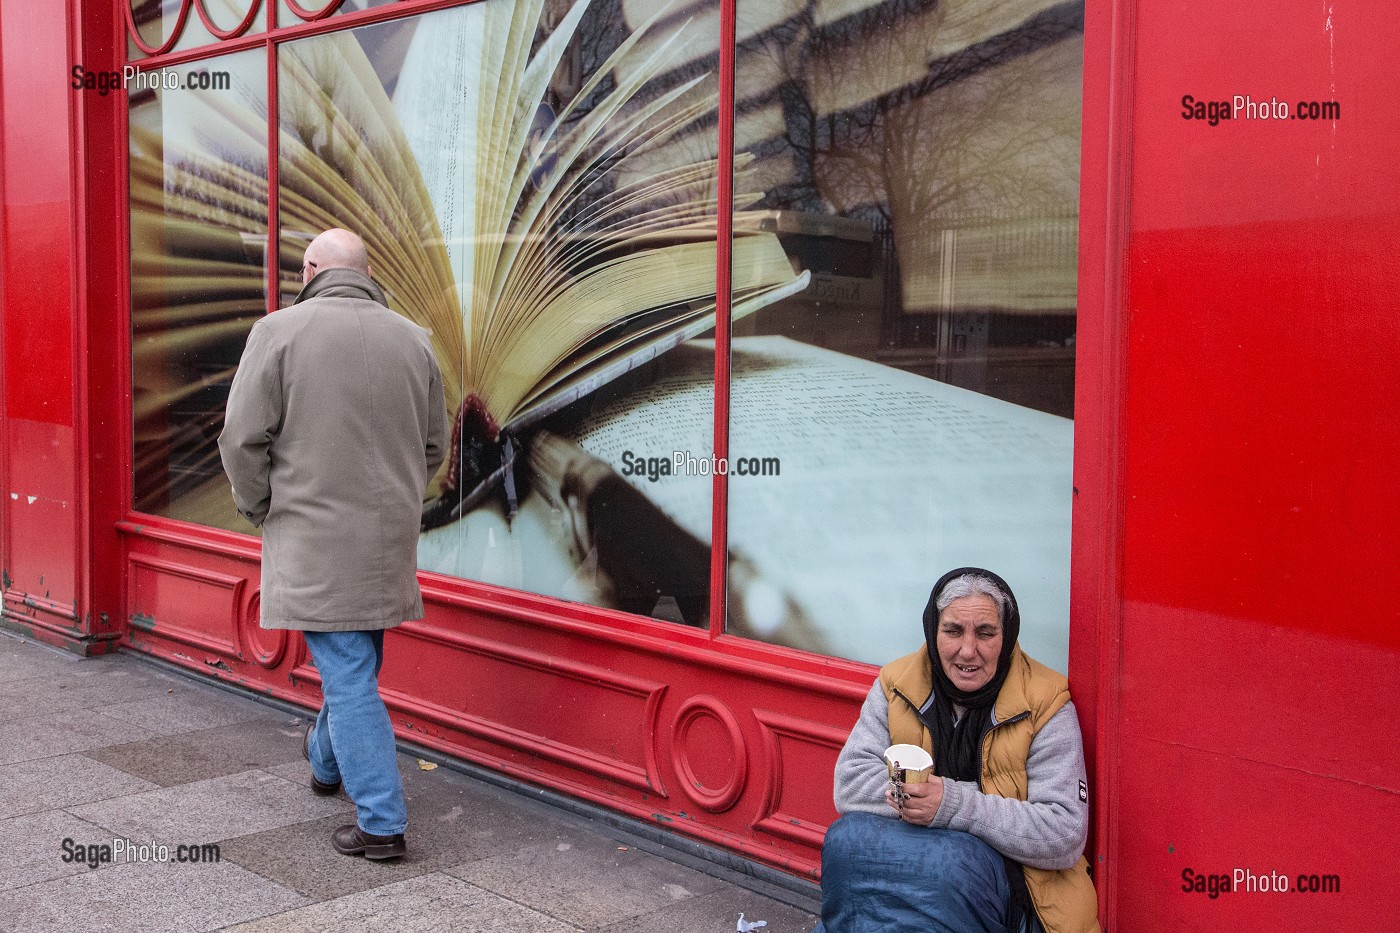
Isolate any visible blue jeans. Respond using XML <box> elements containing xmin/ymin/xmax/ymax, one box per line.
<box><xmin>815</xmin><ymin>812</ymin><xmax>1022</xmax><ymax>933</ymax></box>
<box><xmin>302</xmin><ymin>630</ymin><xmax>407</xmax><ymax>836</ymax></box>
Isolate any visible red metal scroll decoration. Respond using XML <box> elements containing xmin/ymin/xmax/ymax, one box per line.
<box><xmin>125</xmin><ymin>0</ymin><xmax>263</xmax><ymax>55</ymax></box>
<box><xmin>194</xmin><ymin>0</ymin><xmax>262</xmax><ymax>40</ymax></box>
<box><xmin>282</xmin><ymin>0</ymin><xmax>345</xmax><ymax>21</ymax></box>
<box><xmin>125</xmin><ymin>0</ymin><xmax>194</xmax><ymax>56</ymax></box>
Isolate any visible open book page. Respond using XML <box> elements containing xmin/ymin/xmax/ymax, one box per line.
<box><xmin>366</xmin><ymin>0</ymin><xmax>810</xmax><ymax>430</ymax></box>
<box><xmin>509</xmin><ymin>270</ymin><xmax>810</xmax><ymax>432</ymax></box>
<box><xmin>567</xmin><ymin>336</ymin><xmax>1072</xmax><ymax>671</ymax></box>
<box><xmin>417</xmin><ymin>485</ymin><xmax>611</xmax><ymax>610</ymax></box>
<box><xmin>277</xmin><ymin>31</ymin><xmax>464</xmax><ymax>405</ymax></box>
<box><xmin>128</xmin><ymin>48</ymin><xmax>269</xmax><ymax>527</ymax></box>
<box><xmin>392</xmin><ymin>1</ymin><xmax>486</xmax><ymax>310</ymax></box>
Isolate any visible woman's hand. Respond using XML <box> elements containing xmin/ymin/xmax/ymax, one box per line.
<box><xmin>885</xmin><ymin>776</ymin><xmax>944</xmax><ymax>826</ymax></box>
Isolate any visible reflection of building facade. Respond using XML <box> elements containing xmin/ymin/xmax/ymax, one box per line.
<box><xmin>3</xmin><ymin>1</ymin><xmax>1395</xmax><ymax>929</ymax></box>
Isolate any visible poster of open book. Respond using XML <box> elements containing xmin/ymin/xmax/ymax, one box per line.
<box><xmin>563</xmin><ymin>337</ymin><xmax>1073</xmax><ymax>669</ymax></box>
<box><xmin>130</xmin><ymin>0</ymin><xmax>1084</xmax><ymax>671</ymax></box>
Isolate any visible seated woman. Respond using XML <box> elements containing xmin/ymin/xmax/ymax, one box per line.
<box><xmin>816</xmin><ymin>568</ymin><xmax>1099</xmax><ymax>933</ymax></box>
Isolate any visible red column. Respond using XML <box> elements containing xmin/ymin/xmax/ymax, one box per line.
<box><xmin>0</xmin><ymin>0</ymin><xmax>125</xmax><ymax>654</ymax></box>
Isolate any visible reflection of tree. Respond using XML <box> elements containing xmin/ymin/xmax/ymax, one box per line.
<box><xmin>542</xmin><ymin>0</ymin><xmax>626</xmax><ymax>111</ymax></box>
<box><xmin>748</xmin><ymin>0</ymin><xmax>1083</xmax><ymax>226</ymax></box>
<box><xmin>839</xmin><ymin>5</ymin><xmax>1081</xmax><ymax>228</ymax></box>
<box><xmin>535</xmin><ymin>0</ymin><xmax>633</xmax><ymax>228</ymax></box>
<box><xmin>547</xmin><ymin>0</ymin><xmax>723</xmax><ymax>215</ymax></box>
<box><xmin>734</xmin><ymin>0</ymin><xmax>1083</xmax><ymax>406</ymax></box>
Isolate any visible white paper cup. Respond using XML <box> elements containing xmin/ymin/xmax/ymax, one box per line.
<box><xmin>884</xmin><ymin>743</ymin><xmax>933</xmax><ymax>784</ymax></box>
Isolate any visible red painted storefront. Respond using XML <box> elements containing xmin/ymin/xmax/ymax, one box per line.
<box><xmin>0</xmin><ymin>1</ymin><xmax>1396</xmax><ymax>929</ymax></box>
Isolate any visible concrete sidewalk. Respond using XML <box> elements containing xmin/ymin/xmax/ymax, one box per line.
<box><xmin>0</xmin><ymin>631</ymin><xmax>819</xmax><ymax>933</ymax></box>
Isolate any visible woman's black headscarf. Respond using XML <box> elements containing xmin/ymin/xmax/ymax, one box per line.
<box><xmin>921</xmin><ymin>566</ymin><xmax>1020</xmax><ymax>781</ymax></box>
<box><xmin>922</xmin><ymin>567</ymin><xmax>1032</xmax><ymax>929</ymax></box>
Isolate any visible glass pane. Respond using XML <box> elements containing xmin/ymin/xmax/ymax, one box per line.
<box><xmin>726</xmin><ymin>0</ymin><xmax>1083</xmax><ymax>670</ymax></box>
<box><xmin>278</xmin><ymin>0</ymin><xmax>753</xmax><ymax>627</ymax></box>
<box><xmin>130</xmin><ymin>47</ymin><xmax>268</xmax><ymax>528</ymax></box>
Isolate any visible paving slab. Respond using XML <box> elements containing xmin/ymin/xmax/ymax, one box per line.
<box><xmin>0</xmin><ymin>709</ymin><xmax>156</xmax><ymax>765</ymax></box>
<box><xmin>83</xmin><ymin>716</ymin><xmax>307</xmax><ymax>786</ymax></box>
<box><xmin>445</xmin><ymin>830</ymin><xmax>730</xmax><ymax>929</ymax></box>
<box><xmin>593</xmin><ymin>886</ymin><xmax>820</xmax><ymax>933</ymax></box>
<box><xmin>0</xmin><ymin>633</ymin><xmax>92</xmax><ymax>684</ymax></box>
<box><xmin>269</xmin><ymin>750</ymin><xmax>598</xmax><ymax>857</ymax></box>
<box><xmin>0</xmin><ymin>653</ymin><xmax>188</xmax><ymax>716</ymax></box>
<box><xmin>69</xmin><ymin>768</ymin><xmax>350</xmax><ymax>843</ymax></box>
<box><xmin>223</xmin><ymin>872</ymin><xmax>581</xmax><ymax>933</ymax></box>
<box><xmin>0</xmin><ymin>667</ymin><xmax>181</xmax><ymax>724</ymax></box>
<box><xmin>0</xmin><ymin>753</ymin><xmax>158</xmax><ymax>820</ymax></box>
<box><xmin>97</xmin><ymin>684</ymin><xmax>282</xmax><ymax>736</ymax></box>
<box><xmin>220</xmin><ymin>810</ymin><xmax>477</xmax><ymax>902</ymax></box>
<box><xmin>0</xmin><ymin>858</ymin><xmax>309</xmax><ymax>933</ymax></box>
<box><xmin>0</xmin><ymin>809</ymin><xmax>121</xmax><ymax>892</ymax></box>
<box><xmin>232</xmin><ymin>755</ymin><xmax>598</xmax><ymax>901</ymax></box>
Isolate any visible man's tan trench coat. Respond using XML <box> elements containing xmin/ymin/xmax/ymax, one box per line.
<box><xmin>219</xmin><ymin>269</ymin><xmax>449</xmax><ymax>631</ymax></box>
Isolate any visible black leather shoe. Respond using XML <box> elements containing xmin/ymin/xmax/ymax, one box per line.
<box><xmin>302</xmin><ymin>722</ymin><xmax>341</xmax><ymax>796</ymax></box>
<box><xmin>332</xmin><ymin>824</ymin><xmax>407</xmax><ymax>860</ymax></box>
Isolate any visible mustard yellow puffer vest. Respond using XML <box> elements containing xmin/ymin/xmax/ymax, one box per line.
<box><xmin>879</xmin><ymin>646</ymin><xmax>1101</xmax><ymax>933</ymax></box>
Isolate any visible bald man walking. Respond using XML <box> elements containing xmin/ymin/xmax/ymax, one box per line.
<box><xmin>220</xmin><ymin>229</ymin><xmax>448</xmax><ymax>860</ymax></box>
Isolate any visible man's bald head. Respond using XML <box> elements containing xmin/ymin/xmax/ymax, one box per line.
<box><xmin>302</xmin><ymin>228</ymin><xmax>371</xmax><ymax>283</ymax></box>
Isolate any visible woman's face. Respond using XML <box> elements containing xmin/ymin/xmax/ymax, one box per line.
<box><xmin>936</xmin><ymin>593</ymin><xmax>1003</xmax><ymax>692</ymax></box>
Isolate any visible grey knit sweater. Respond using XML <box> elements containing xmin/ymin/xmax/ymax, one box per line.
<box><xmin>831</xmin><ymin>681</ymin><xmax>1090</xmax><ymax>870</ymax></box>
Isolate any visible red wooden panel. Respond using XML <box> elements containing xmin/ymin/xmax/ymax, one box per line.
<box><xmin>670</xmin><ymin>695</ymin><xmax>749</xmax><ymax>813</ymax></box>
<box><xmin>1121</xmin><ymin>602</ymin><xmax>1399</xmax><ymax>795</ymax></box>
<box><xmin>1130</xmin><ymin>3</ymin><xmax>1400</xmax><ymax>233</ymax></box>
<box><xmin>1123</xmin><ymin>219</ymin><xmax>1400</xmax><ymax>649</ymax></box>
<box><xmin>751</xmin><ymin>709</ymin><xmax>846</xmax><ymax>852</ymax></box>
<box><xmin>128</xmin><ymin>554</ymin><xmax>245</xmax><ymax>657</ymax></box>
<box><xmin>1110</xmin><ymin>0</ymin><xmax>1400</xmax><ymax>926</ymax></box>
<box><xmin>383</xmin><ymin>619</ymin><xmax>669</xmax><ymax>795</ymax></box>
<box><xmin>1116</xmin><ymin>734</ymin><xmax>1400</xmax><ymax>930</ymax></box>
<box><xmin>3</xmin><ymin>421</ymin><xmax>77</xmax><ymax>615</ymax></box>
<box><xmin>0</xmin><ymin>10</ymin><xmax>76</xmax><ymax>426</ymax></box>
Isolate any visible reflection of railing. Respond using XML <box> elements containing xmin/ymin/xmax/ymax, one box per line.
<box><xmin>906</xmin><ymin>214</ymin><xmax>1080</xmax><ymax>315</ymax></box>
<box><xmin>866</xmin><ymin>212</ymin><xmax>1079</xmax><ymax>415</ymax></box>
<box><xmin>754</xmin><ymin>209</ymin><xmax>879</xmax><ymax>306</ymax></box>
<box><xmin>875</xmin><ymin>215</ymin><xmax>901</xmax><ymax>346</ymax></box>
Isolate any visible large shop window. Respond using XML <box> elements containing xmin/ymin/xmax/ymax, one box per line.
<box><xmin>720</xmin><ymin>0</ymin><xmax>1083</xmax><ymax>668</ymax></box>
<box><xmin>273</xmin><ymin>1</ymin><xmax>788</xmax><ymax>628</ymax></box>
<box><xmin>130</xmin><ymin>47</ymin><xmax>267</xmax><ymax>529</ymax></box>
<box><xmin>127</xmin><ymin>0</ymin><xmax>1082</xmax><ymax>669</ymax></box>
